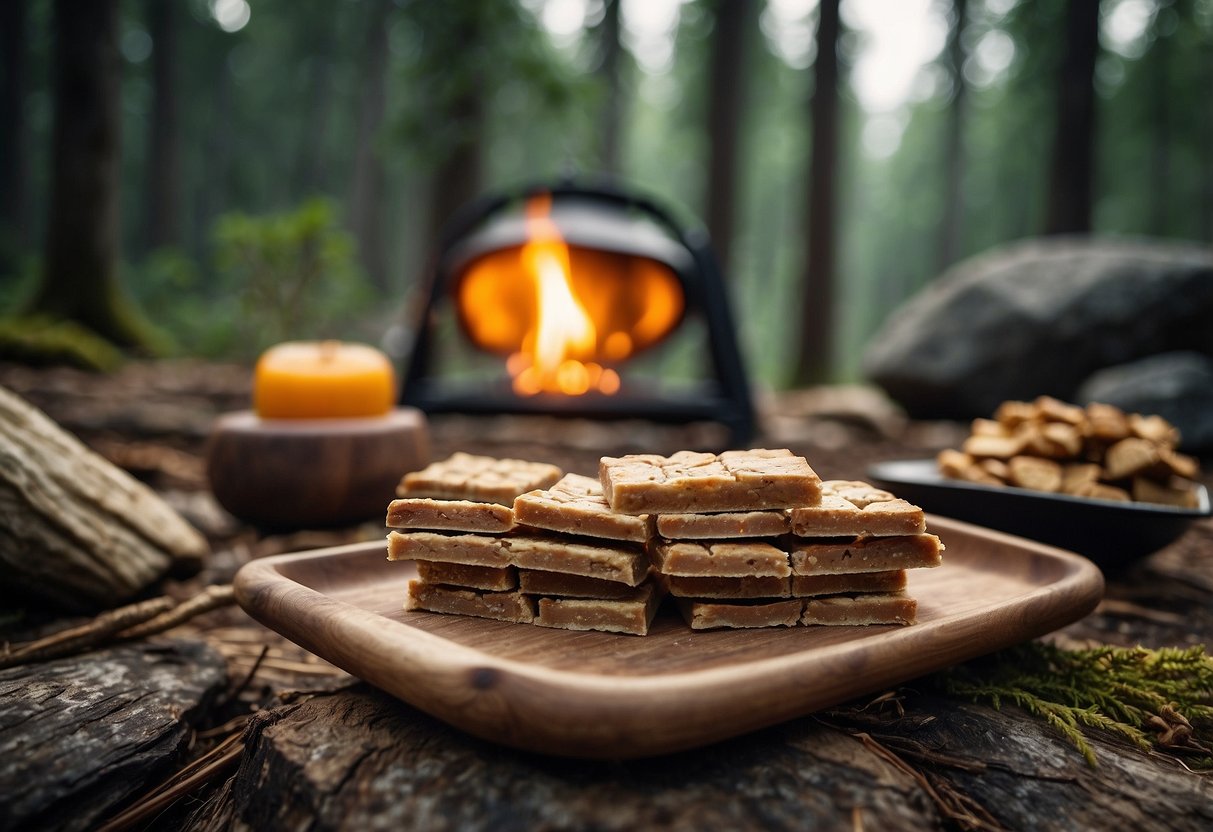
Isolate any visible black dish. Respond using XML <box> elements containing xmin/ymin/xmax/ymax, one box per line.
<box><xmin>868</xmin><ymin>458</ymin><xmax>1211</xmax><ymax>570</ymax></box>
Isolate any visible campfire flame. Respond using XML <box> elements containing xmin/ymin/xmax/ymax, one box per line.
<box><xmin>456</xmin><ymin>192</ymin><xmax>684</xmax><ymax>397</ymax></box>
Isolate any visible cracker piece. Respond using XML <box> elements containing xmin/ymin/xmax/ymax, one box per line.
<box><xmin>1034</xmin><ymin>395</ymin><xmax>1086</xmax><ymax>425</ymax></box>
<box><xmin>662</xmin><ymin>574</ymin><xmax>792</xmax><ymax>599</ymax></box>
<box><xmin>514</xmin><ymin>473</ymin><xmax>652</xmax><ymax>544</ymax></box>
<box><xmin>1132</xmin><ymin>477</ymin><xmax>1199</xmax><ymax>509</ymax></box>
<box><xmin>518</xmin><ymin>569</ymin><xmax>647</xmax><ymax>599</ymax></box>
<box><xmin>1104</xmin><ymin>437</ymin><xmax>1162</xmax><ymax>481</ymax></box>
<box><xmin>995</xmin><ymin>400</ymin><xmax>1037</xmax><ymax>429</ymax></box>
<box><xmin>651</xmin><ymin>540</ymin><xmax>791</xmax><ymax>578</ymax></box>
<box><xmin>397</xmin><ymin>452</ymin><xmax>562</xmax><ymax>504</ymax></box>
<box><xmin>790</xmin><ymin>534</ymin><xmax>943</xmax><ymax>576</ymax></box>
<box><xmin>1159</xmin><ymin>448</ymin><xmax>1200</xmax><ymax>481</ymax></box>
<box><xmin>1007</xmin><ymin>456</ymin><xmax>1062</xmax><ymax>492</ymax></box>
<box><xmin>386</xmin><ymin>498</ymin><xmax>515</xmax><ymax>534</ymax></box>
<box><xmin>962</xmin><ymin>433</ymin><xmax>1026</xmax><ymax>459</ymax></box>
<box><xmin>505</xmin><ymin>534</ymin><xmax>649</xmax><ymax>586</ymax></box>
<box><xmin>535</xmin><ymin>583</ymin><xmax>663</xmax><ymax>636</ymax></box>
<box><xmin>1034</xmin><ymin>422</ymin><xmax>1083</xmax><ymax>458</ymax></box>
<box><xmin>970</xmin><ymin>418</ymin><xmax>1006</xmax><ymax>437</ymax></box>
<box><xmin>388</xmin><ymin>531</ymin><xmax>511</xmax><ymax>568</ymax></box>
<box><xmin>789</xmin><ymin>481</ymin><xmax>926</xmax><ymax>537</ymax></box>
<box><xmin>656</xmin><ymin>510</ymin><xmax>789</xmax><ymax>540</ymax></box>
<box><xmin>676</xmin><ymin>598</ymin><xmax>803</xmax><ymax>630</ymax></box>
<box><xmin>1060</xmin><ymin>463</ymin><xmax>1102</xmax><ymax>495</ymax></box>
<box><xmin>791</xmin><ymin>570</ymin><xmax>907</xmax><ymax>597</ymax></box>
<box><xmin>416</xmin><ymin>561</ymin><xmax>517</xmax><ymax>591</ymax></box>
<box><xmin>802</xmin><ymin>592</ymin><xmax>917</xmax><ymax>626</ymax></box>
<box><xmin>599</xmin><ymin>449</ymin><xmax>821</xmax><ymax>515</ymax></box>
<box><xmin>978</xmin><ymin>458</ymin><xmax>1010</xmax><ymax>482</ymax></box>
<box><xmin>937</xmin><ymin>448</ymin><xmax>973</xmax><ymax>478</ymax></box>
<box><xmin>1129</xmin><ymin>413</ymin><xmax>1180</xmax><ymax>447</ymax></box>
<box><xmin>1069</xmin><ymin>481</ymin><xmax>1131</xmax><ymax>502</ymax></box>
<box><xmin>405</xmin><ymin>581</ymin><xmax>535</xmax><ymax>624</ymax></box>
<box><xmin>1084</xmin><ymin>403</ymin><xmax>1131</xmax><ymax>443</ymax></box>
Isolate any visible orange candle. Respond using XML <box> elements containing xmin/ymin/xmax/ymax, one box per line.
<box><xmin>254</xmin><ymin>340</ymin><xmax>396</xmax><ymax>419</ymax></box>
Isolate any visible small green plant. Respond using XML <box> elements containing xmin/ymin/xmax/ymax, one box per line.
<box><xmin>938</xmin><ymin>642</ymin><xmax>1213</xmax><ymax>768</ymax></box>
<box><xmin>212</xmin><ymin>198</ymin><xmax>374</xmax><ymax>358</ymax></box>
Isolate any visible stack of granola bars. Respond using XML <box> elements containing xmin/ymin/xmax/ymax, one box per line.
<box><xmin>600</xmin><ymin>450</ymin><xmax>942</xmax><ymax>629</ymax></box>
<box><xmin>387</xmin><ymin>448</ymin><xmax>943</xmax><ymax>634</ymax></box>
<box><xmin>387</xmin><ymin>453</ymin><xmax>662</xmax><ymax>635</ymax></box>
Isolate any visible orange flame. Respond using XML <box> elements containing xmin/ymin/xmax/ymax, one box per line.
<box><xmin>455</xmin><ymin>193</ymin><xmax>685</xmax><ymax>397</ymax></box>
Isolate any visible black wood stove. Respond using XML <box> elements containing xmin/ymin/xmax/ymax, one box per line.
<box><xmin>401</xmin><ymin>179</ymin><xmax>754</xmax><ymax>444</ymax></box>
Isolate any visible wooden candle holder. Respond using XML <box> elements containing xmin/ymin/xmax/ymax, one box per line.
<box><xmin>207</xmin><ymin>408</ymin><xmax>429</xmax><ymax>529</ymax></box>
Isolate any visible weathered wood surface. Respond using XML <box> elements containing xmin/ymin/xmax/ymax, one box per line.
<box><xmin>0</xmin><ymin>638</ymin><xmax>228</xmax><ymax>832</ymax></box>
<box><xmin>191</xmin><ymin>683</ymin><xmax>1213</xmax><ymax>832</ymax></box>
<box><xmin>2</xmin><ymin>361</ymin><xmax>1212</xmax><ymax>831</ymax></box>
<box><xmin>0</xmin><ymin>385</ymin><xmax>208</xmax><ymax>609</ymax></box>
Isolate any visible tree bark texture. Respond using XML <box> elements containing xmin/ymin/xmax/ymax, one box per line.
<box><xmin>348</xmin><ymin>0</ymin><xmax>392</xmax><ymax>292</ymax></box>
<box><xmin>0</xmin><ymin>639</ymin><xmax>228</xmax><ymax>832</ymax></box>
<box><xmin>188</xmin><ymin>683</ymin><xmax>1213</xmax><ymax>832</ymax></box>
<box><xmin>0</xmin><ymin>0</ymin><xmax>30</xmax><ymax>269</ymax></box>
<box><xmin>704</xmin><ymin>0</ymin><xmax>751</xmax><ymax>278</ymax></box>
<box><xmin>1044</xmin><ymin>0</ymin><xmax>1101</xmax><ymax>235</ymax></box>
<box><xmin>145</xmin><ymin>0</ymin><xmax>181</xmax><ymax>252</ymax></box>
<box><xmin>0</xmin><ymin>386</ymin><xmax>208</xmax><ymax>610</ymax></box>
<box><xmin>795</xmin><ymin>0</ymin><xmax>841</xmax><ymax>385</ymax></box>
<box><xmin>595</xmin><ymin>0</ymin><xmax>624</xmax><ymax>174</ymax></box>
<box><xmin>936</xmin><ymin>0</ymin><xmax>968</xmax><ymax>272</ymax></box>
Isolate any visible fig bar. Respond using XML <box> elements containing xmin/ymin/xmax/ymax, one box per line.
<box><xmin>386</xmin><ymin>498</ymin><xmax>515</xmax><ymax>534</ymax></box>
<box><xmin>397</xmin><ymin>452</ymin><xmax>561</xmax><ymax>503</ymax></box>
<box><xmin>599</xmin><ymin>449</ymin><xmax>821</xmax><ymax>515</ymax></box>
<box><xmin>535</xmin><ymin>583</ymin><xmax>663</xmax><ymax>636</ymax></box>
<box><xmin>514</xmin><ymin>473</ymin><xmax>653</xmax><ymax>544</ymax></box>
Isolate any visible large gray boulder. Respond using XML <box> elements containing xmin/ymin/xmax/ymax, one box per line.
<box><xmin>862</xmin><ymin>237</ymin><xmax>1213</xmax><ymax>419</ymax></box>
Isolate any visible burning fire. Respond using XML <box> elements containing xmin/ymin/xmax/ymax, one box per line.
<box><xmin>456</xmin><ymin>193</ymin><xmax>684</xmax><ymax>397</ymax></box>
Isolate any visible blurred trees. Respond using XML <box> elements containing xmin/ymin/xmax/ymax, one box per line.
<box><xmin>0</xmin><ymin>0</ymin><xmax>1210</xmax><ymax>379</ymax></box>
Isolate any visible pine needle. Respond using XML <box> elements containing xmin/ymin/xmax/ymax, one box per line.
<box><xmin>936</xmin><ymin>642</ymin><xmax>1213</xmax><ymax>769</ymax></box>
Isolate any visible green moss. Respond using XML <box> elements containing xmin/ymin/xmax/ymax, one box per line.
<box><xmin>0</xmin><ymin>316</ymin><xmax>126</xmax><ymax>371</ymax></box>
<box><xmin>937</xmin><ymin>642</ymin><xmax>1213</xmax><ymax>769</ymax></box>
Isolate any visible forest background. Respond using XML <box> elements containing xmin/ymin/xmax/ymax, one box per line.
<box><xmin>0</xmin><ymin>0</ymin><xmax>1210</xmax><ymax>387</ymax></box>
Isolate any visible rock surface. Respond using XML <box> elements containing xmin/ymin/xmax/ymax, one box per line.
<box><xmin>1078</xmin><ymin>351</ymin><xmax>1213</xmax><ymax>452</ymax></box>
<box><xmin>863</xmin><ymin>237</ymin><xmax>1213</xmax><ymax>419</ymax></box>
<box><xmin>0</xmin><ymin>639</ymin><xmax>228</xmax><ymax>832</ymax></box>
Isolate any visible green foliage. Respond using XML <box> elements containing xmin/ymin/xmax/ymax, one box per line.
<box><xmin>0</xmin><ymin>316</ymin><xmax>125</xmax><ymax>372</ymax></box>
<box><xmin>211</xmin><ymin>198</ymin><xmax>373</xmax><ymax>358</ymax></box>
<box><xmin>938</xmin><ymin>642</ymin><xmax>1213</xmax><ymax>769</ymax></box>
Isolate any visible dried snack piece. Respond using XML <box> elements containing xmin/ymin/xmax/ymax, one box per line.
<box><xmin>1104</xmin><ymin>437</ymin><xmax>1162</xmax><ymax>481</ymax></box>
<box><xmin>656</xmin><ymin>510</ymin><xmax>790</xmax><ymax>540</ymax></box>
<box><xmin>599</xmin><ymin>448</ymin><xmax>821</xmax><ymax>515</ymax></box>
<box><xmin>1029</xmin><ymin>422</ymin><xmax>1083</xmax><ymax>458</ymax></box>
<box><xmin>386</xmin><ymin>498</ymin><xmax>515</xmax><ymax>534</ymax></box>
<box><xmin>405</xmin><ymin>581</ymin><xmax>535</xmax><ymax>624</ymax></box>
<box><xmin>651</xmin><ymin>539</ymin><xmax>791</xmax><ymax>578</ymax></box>
<box><xmin>518</xmin><ymin>569</ymin><xmax>648</xmax><ymax>600</ymax></box>
<box><xmin>506</xmin><ymin>534</ymin><xmax>649</xmax><ymax>586</ymax></box>
<box><xmin>802</xmin><ymin>592</ymin><xmax>917</xmax><ymax>626</ymax></box>
<box><xmin>1132</xmin><ymin>477</ymin><xmax>1200</xmax><ymax>509</ymax></box>
<box><xmin>790</xmin><ymin>534</ymin><xmax>943</xmax><ymax>576</ymax></box>
<box><xmin>662</xmin><ymin>574</ymin><xmax>792</xmax><ymax>599</ymax></box>
<box><xmin>397</xmin><ymin>452</ymin><xmax>561</xmax><ymax>504</ymax></box>
<box><xmin>1129</xmin><ymin>413</ymin><xmax>1180</xmax><ymax>447</ymax></box>
<box><xmin>1084</xmin><ymin>402</ymin><xmax>1131</xmax><ymax>443</ymax></box>
<box><xmin>1034</xmin><ymin>395</ymin><xmax>1086</xmax><ymax>425</ymax></box>
<box><xmin>676</xmin><ymin>598</ymin><xmax>804</xmax><ymax>630</ymax></box>
<box><xmin>1068</xmin><ymin>481</ymin><xmax>1130</xmax><ymax>502</ymax></box>
<box><xmin>416</xmin><ymin>561</ymin><xmax>517</xmax><ymax>591</ymax></box>
<box><xmin>1007</xmin><ymin>456</ymin><xmax>1063</xmax><ymax>492</ymax></box>
<box><xmin>1060</xmin><ymin>463</ymin><xmax>1102</xmax><ymax>495</ymax></box>
<box><xmin>962</xmin><ymin>433</ymin><xmax>1027</xmax><ymax>459</ymax></box>
<box><xmin>789</xmin><ymin>481</ymin><xmax>926</xmax><ymax>538</ymax></box>
<box><xmin>514</xmin><ymin>473</ymin><xmax>652</xmax><ymax>544</ymax></box>
<box><xmin>790</xmin><ymin>570</ymin><xmax>907</xmax><ymax>597</ymax></box>
<box><xmin>535</xmin><ymin>583</ymin><xmax>663</xmax><ymax>636</ymax></box>
<box><xmin>388</xmin><ymin>531</ymin><xmax>512</xmax><ymax>568</ymax></box>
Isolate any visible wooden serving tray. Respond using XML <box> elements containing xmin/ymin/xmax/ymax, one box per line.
<box><xmin>234</xmin><ymin>516</ymin><xmax>1103</xmax><ymax>759</ymax></box>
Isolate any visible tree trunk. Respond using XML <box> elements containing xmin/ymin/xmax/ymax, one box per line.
<box><xmin>936</xmin><ymin>0</ymin><xmax>968</xmax><ymax>272</ymax></box>
<box><xmin>145</xmin><ymin>0</ymin><xmax>181</xmax><ymax>252</ymax></box>
<box><xmin>293</xmin><ymin>26</ymin><xmax>335</xmax><ymax>199</ymax></box>
<box><xmin>1044</xmin><ymin>0</ymin><xmax>1101</xmax><ymax>235</ymax></box>
<box><xmin>0</xmin><ymin>0</ymin><xmax>29</xmax><ymax>273</ymax></box>
<box><xmin>1146</xmin><ymin>9</ymin><xmax>1173</xmax><ymax>237</ymax></box>
<box><xmin>704</xmin><ymin>0</ymin><xmax>751</xmax><ymax>279</ymax></box>
<box><xmin>30</xmin><ymin>0</ymin><xmax>151</xmax><ymax>348</ymax></box>
<box><xmin>348</xmin><ymin>0</ymin><xmax>392</xmax><ymax>292</ymax></box>
<box><xmin>595</xmin><ymin>0</ymin><xmax>624</xmax><ymax>174</ymax></box>
<box><xmin>794</xmin><ymin>0</ymin><xmax>841</xmax><ymax>385</ymax></box>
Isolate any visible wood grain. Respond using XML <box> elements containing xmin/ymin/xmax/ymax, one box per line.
<box><xmin>233</xmin><ymin>515</ymin><xmax>1104</xmax><ymax>758</ymax></box>
<box><xmin>206</xmin><ymin>408</ymin><xmax>429</xmax><ymax>528</ymax></box>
